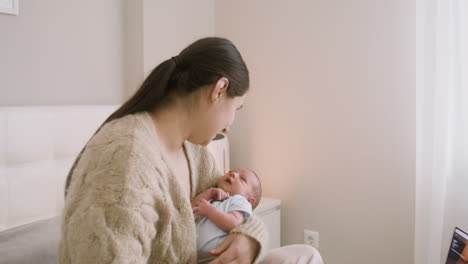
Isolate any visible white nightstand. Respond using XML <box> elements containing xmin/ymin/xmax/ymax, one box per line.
<box><xmin>254</xmin><ymin>197</ymin><xmax>281</xmax><ymax>251</ymax></box>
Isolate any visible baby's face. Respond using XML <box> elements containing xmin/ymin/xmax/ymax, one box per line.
<box><xmin>217</xmin><ymin>168</ymin><xmax>258</xmax><ymax>198</ymax></box>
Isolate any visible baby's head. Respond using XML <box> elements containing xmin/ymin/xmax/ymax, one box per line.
<box><xmin>217</xmin><ymin>168</ymin><xmax>262</xmax><ymax>209</ymax></box>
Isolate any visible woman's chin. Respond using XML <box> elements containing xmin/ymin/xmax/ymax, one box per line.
<box><xmin>200</xmin><ymin>140</ymin><xmax>211</xmax><ymax>146</ymax></box>
<box><xmin>190</xmin><ymin>133</ymin><xmax>219</xmax><ymax>146</ymax></box>
<box><xmin>187</xmin><ymin>138</ymin><xmax>210</xmax><ymax>146</ymax></box>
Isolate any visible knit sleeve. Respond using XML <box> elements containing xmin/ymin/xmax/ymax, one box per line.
<box><xmin>60</xmin><ymin>193</ymin><xmax>159</xmax><ymax>263</ymax></box>
<box><xmin>59</xmin><ymin>138</ymin><xmax>160</xmax><ymax>264</ymax></box>
<box><xmin>230</xmin><ymin>215</ymin><xmax>269</xmax><ymax>263</ymax></box>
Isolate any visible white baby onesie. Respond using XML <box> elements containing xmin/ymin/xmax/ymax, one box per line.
<box><xmin>195</xmin><ymin>194</ymin><xmax>252</xmax><ymax>253</ymax></box>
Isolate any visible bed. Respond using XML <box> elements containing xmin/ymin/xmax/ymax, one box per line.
<box><xmin>0</xmin><ymin>105</ymin><xmax>119</xmax><ymax>264</ymax></box>
<box><xmin>0</xmin><ymin>105</ymin><xmax>281</xmax><ymax>264</ymax></box>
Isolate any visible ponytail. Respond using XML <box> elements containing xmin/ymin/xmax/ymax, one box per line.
<box><xmin>105</xmin><ymin>58</ymin><xmax>177</xmax><ymax>123</ymax></box>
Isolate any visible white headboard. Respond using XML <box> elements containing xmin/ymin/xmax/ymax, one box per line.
<box><xmin>0</xmin><ymin>105</ymin><xmax>119</xmax><ymax>232</ymax></box>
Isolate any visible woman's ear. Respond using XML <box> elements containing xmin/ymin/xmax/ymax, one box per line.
<box><xmin>210</xmin><ymin>77</ymin><xmax>229</xmax><ymax>103</ymax></box>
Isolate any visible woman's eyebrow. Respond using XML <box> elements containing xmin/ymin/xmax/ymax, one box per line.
<box><xmin>237</xmin><ymin>105</ymin><xmax>244</xmax><ymax>110</ymax></box>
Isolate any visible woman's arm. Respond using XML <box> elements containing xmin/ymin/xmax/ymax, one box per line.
<box><xmin>228</xmin><ymin>216</ymin><xmax>268</xmax><ymax>263</ymax></box>
<box><xmin>206</xmin><ymin>217</ymin><xmax>267</xmax><ymax>264</ymax></box>
<box><xmin>59</xmin><ymin>142</ymin><xmax>161</xmax><ymax>264</ymax></box>
<box><xmin>60</xmin><ymin>202</ymin><xmax>158</xmax><ymax>263</ymax></box>
<box><xmin>208</xmin><ymin>234</ymin><xmax>261</xmax><ymax>264</ymax></box>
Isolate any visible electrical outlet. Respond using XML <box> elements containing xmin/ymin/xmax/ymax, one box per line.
<box><xmin>304</xmin><ymin>229</ymin><xmax>319</xmax><ymax>249</ymax></box>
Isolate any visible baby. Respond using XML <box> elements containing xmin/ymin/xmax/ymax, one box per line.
<box><xmin>192</xmin><ymin>168</ymin><xmax>262</xmax><ymax>261</ymax></box>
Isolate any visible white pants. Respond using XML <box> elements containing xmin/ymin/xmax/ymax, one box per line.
<box><xmin>198</xmin><ymin>244</ymin><xmax>324</xmax><ymax>264</ymax></box>
<box><xmin>259</xmin><ymin>245</ymin><xmax>324</xmax><ymax>264</ymax></box>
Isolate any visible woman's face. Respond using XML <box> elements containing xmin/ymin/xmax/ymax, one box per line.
<box><xmin>189</xmin><ymin>82</ymin><xmax>246</xmax><ymax>146</ymax></box>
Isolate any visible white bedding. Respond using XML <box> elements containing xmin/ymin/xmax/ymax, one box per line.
<box><xmin>0</xmin><ymin>105</ymin><xmax>119</xmax><ymax>232</ymax></box>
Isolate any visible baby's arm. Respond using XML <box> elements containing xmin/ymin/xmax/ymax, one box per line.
<box><xmin>192</xmin><ymin>199</ymin><xmax>244</xmax><ymax>232</ymax></box>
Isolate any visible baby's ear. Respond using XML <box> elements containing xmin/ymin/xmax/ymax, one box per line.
<box><xmin>248</xmin><ymin>197</ymin><xmax>256</xmax><ymax>206</ymax></box>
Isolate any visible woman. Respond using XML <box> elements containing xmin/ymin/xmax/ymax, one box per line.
<box><xmin>59</xmin><ymin>37</ymin><xmax>323</xmax><ymax>264</ymax></box>
<box><xmin>59</xmin><ymin>37</ymin><xmax>264</xmax><ymax>264</ymax></box>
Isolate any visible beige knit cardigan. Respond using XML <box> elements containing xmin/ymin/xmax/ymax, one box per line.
<box><xmin>58</xmin><ymin>112</ymin><xmax>267</xmax><ymax>264</ymax></box>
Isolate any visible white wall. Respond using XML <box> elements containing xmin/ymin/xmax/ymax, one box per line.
<box><xmin>0</xmin><ymin>0</ymin><xmax>126</xmax><ymax>105</ymax></box>
<box><xmin>122</xmin><ymin>0</ymin><xmax>215</xmax><ymax>96</ymax></box>
<box><xmin>139</xmin><ymin>0</ymin><xmax>215</xmax><ymax>93</ymax></box>
<box><xmin>123</xmin><ymin>0</ymin><xmax>144</xmax><ymax>100</ymax></box>
<box><xmin>0</xmin><ymin>0</ymin><xmax>215</xmax><ymax>104</ymax></box>
<box><xmin>215</xmin><ymin>1</ymin><xmax>416</xmax><ymax>263</ymax></box>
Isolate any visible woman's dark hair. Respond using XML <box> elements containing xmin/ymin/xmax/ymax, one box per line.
<box><xmin>64</xmin><ymin>37</ymin><xmax>249</xmax><ymax>196</ymax></box>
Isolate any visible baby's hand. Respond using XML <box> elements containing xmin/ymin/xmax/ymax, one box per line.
<box><xmin>192</xmin><ymin>199</ymin><xmax>215</xmax><ymax>217</ymax></box>
<box><xmin>211</xmin><ymin>188</ymin><xmax>230</xmax><ymax>201</ymax></box>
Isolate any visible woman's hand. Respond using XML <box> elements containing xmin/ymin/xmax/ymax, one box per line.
<box><xmin>208</xmin><ymin>233</ymin><xmax>259</xmax><ymax>264</ymax></box>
